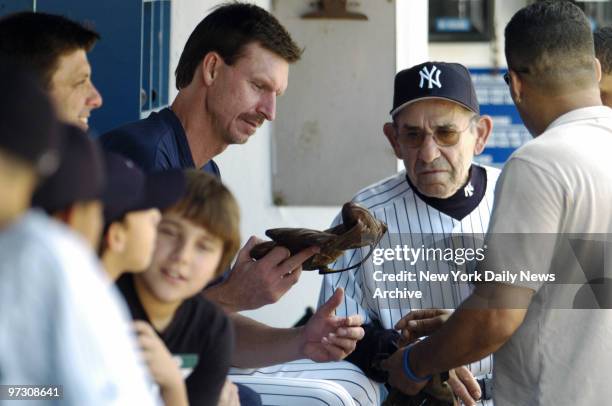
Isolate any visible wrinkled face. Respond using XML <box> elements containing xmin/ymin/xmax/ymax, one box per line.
<box><xmin>122</xmin><ymin>208</ymin><xmax>162</xmax><ymax>271</ymax></box>
<box><xmin>600</xmin><ymin>72</ymin><xmax>612</xmax><ymax>108</ymax></box>
<box><xmin>206</xmin><ymin>42</ymin><xmax>289</xmax><ymax>145</ymax></box>
<box><xmin>48</xmin><ymin>49</ymin><xmax>102</xmax><ymax>130</ymax></box>
<box><xmin>387</xmin><ymin>100</ymin><xmax>481</xmax><ymax>198</ymax></box>
<box><xmin>138</xmin><ymin>212</ymin><xmax>223</xmax><ymax>305</ymax></box>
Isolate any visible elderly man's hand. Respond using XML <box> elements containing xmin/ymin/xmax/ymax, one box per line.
<box><xmin>300</xmin><ymin>288</ymin><xmax>365</xmax><ymax>362</ymax></box>
<box><xmin>205</xmin><ymin>236</ymin><xmax>319</xmax><ymax>312</ymax></box>
<box><xmin>447</xmin><ymin>367</ymin><xmax>481</xmax><ymax>406</ymax></box>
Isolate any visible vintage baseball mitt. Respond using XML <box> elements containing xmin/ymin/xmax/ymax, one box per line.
<box><xmin>249</xmin><ymin>202</ymin><xmax>387</xmax><ymax>274</ymax></box>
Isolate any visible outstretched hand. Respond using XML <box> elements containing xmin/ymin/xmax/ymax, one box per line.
<box><xmin>300</xmin><ymin>288</ymin><xmax>365</xmax><ymax>362</ymax></box>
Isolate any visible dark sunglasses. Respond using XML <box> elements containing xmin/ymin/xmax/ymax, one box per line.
<box><xmin>503</xmin><ymin>68</ymin><xmax>530</xmax><ymax>86</ymax></box>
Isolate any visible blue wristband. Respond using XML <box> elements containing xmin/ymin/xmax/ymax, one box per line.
<box><xmin>402</xmin><ymin>344</ymin><xmax>432</xmax><ymax>383</ymax></box>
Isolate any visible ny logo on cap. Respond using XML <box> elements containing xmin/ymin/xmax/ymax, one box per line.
<box><xmin>419</xmin><ymin>65</ymin><xmax>442</xmax><ymax>89</ymax></box>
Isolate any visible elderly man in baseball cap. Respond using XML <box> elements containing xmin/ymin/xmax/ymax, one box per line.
<box><xmin>319</xmin><ymin>61</ymin><xmax>498</xmax><ymax>405</ymax></box>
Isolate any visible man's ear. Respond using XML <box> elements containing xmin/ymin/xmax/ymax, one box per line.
<box><xmin>595</xmin><ymin>57</ymin><xmax>603</xmax><ymax>83</ymax></box>
<box><xmin>473</xmin><ymin>115</ymin><xmax>493</xmax><ymax>155</ymax></box>
<box><xmin>383</xmin><ymin>122</ymin><xmax>402</xmax><ymax>158</ymax></box>
<box><xmin>201</xmin><ymin>52</ymin><xmax>223</xmax><ymax>86</ymax></box>
<box><xmin>509</xmin><ymin>70</ymin><xmax>523</xmax><ymax>104</ymax></box>
<box><xmin>106</xmin><ymin>221</ymin><xmax>127</xmax><ymax>253</ymax></box>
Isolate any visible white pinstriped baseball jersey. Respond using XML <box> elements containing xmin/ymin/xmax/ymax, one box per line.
<box><xmin>319</xmin><ymin>165</ymin><xmax>500</xmax><ymax>405</ymax></box>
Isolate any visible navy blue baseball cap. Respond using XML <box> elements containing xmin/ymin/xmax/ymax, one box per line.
<box><xmin>390</xmin><ymin>62</ymin><xmax>480</xmax><ymax>117</ymax></box>
<box><xmin>32</xmin><ymin>123</ymin><xmax>105</xmax><ymax>213</ymax></box>
<box><xmin>103</xmin><ymin>151</ymin><xmax>186</xmax><ymax>225</ymax></box>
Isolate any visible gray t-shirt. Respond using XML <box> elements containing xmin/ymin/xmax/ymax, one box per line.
<box><xmin>485</xmin><ymin>106</ymin><xmax>612</xmax><ymax>405</ymax></box>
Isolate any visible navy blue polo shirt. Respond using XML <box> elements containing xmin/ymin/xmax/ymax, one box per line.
<box><xmin>100</xmin><ymin>107</ymin><xmax>220</xmax><ymax>176</ymax></box>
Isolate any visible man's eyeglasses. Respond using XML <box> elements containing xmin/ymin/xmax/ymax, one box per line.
<box><xmin>396</xmin><ymin>115</ymin><xmax>479</xmax><ymax>148</ymax></box>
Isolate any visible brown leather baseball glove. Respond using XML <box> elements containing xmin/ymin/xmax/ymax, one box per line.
<box><xmin>250</xmin><ymin>202</ymin><xmax>387</xmax><ymax>274</ymax></box>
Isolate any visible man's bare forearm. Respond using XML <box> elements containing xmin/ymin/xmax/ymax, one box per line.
<box><xmin>410</xmin><ymin>287</ymin><xmax>529</xmax><ymax>378</ymax></box>
<box><xmin>230</xmin><ymin>313</ymin><xmax>304</xmax><ymax>368</ymax></box>
<box><xmin>411</xmin><ymin>307</ymin><xmax>517</xmax><ymax>376</ymax></box>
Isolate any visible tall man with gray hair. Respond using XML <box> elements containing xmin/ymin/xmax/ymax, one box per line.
<box><xmin>381</xmin><ymin>2</ymin><xmax>612</xmax><ymax>404</ymax></box>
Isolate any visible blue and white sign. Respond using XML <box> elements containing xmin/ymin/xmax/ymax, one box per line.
<box><xmin>469</xmin><ymin>68</ymin><xmax>531</xmax><ymax>167</ymax></box>
<box><xmin>435</xmin><ymin>17</ymin><xmax>472</xmax><ymax>32</ymax></box>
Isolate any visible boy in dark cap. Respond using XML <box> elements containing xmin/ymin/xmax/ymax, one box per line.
<box><xmin>98</xmin><ymin>153</ymin><xmax>187</xmax><ymax>406</ymax></box>
<box><xmin>99</xmin><ymin>151</ymin><xmax>185</xmax><ymax>281</ymax></box>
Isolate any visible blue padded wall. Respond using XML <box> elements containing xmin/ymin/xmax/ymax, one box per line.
<box><xmin>0</xmin><ymin>0</ymin><xmax>171</xmax><ymax>136</ymax></box>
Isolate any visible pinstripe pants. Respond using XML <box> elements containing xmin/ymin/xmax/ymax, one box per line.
<box><xmin>230</xmin><ymin>359</ymin><xmax>383</xmax><ymax>406</ymax></box>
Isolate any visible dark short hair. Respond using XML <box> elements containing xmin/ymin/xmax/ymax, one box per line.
<box><xmin>0</xmin><ymin>12</ymin><xmax>99</xmax><ymax>88</ymax></box>
<box><xmin>175</xmin><ymin>2</ymin><xmax>302</xmax><ymax>89</ymax></box>
<box><xmin>505</xmin><ymin>1</ymin><xmax>595</xmax><ymax>89</ymax></box>
<box><xmin>594</xmin><ymin>26</ymin><xmax>612</xmax><ymax>74</ymax></box>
